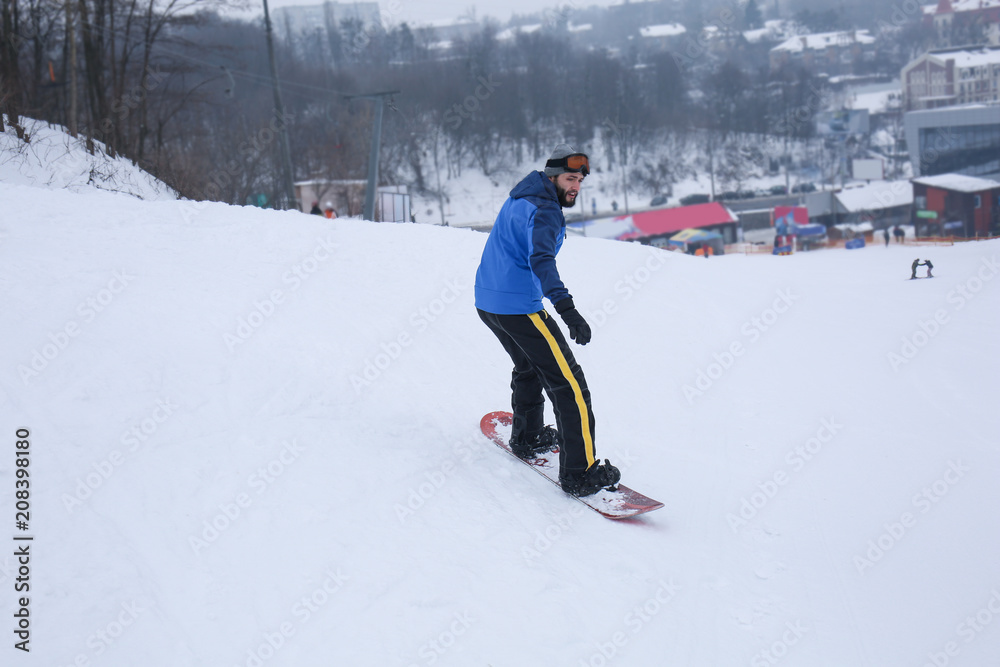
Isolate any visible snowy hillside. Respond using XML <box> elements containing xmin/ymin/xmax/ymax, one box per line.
<box><xmin>1</xmin><ymin>172</ymin><xmax>999</xmax><ymax>666</ymax></box>
<box><xmin>0</xmin><ymin>117</ymin><xmax>176</xmax><ymax>200</ymax></box>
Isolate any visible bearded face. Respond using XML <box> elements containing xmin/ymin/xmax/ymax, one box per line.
<box><xmin>551</xmin><ymin>172</ymin><xmax>584</xmax><ymax>208</ymax></box>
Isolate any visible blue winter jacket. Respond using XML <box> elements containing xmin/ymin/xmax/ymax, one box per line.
<box><xmin>475</xmin><ymin>171</ymin><xmax>571</xmax><ymax>315</ymax></box>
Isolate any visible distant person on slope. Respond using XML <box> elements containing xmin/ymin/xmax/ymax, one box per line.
<box><xmin>475</xmin><ymin>144</ymin><xmax>620</xmax><ymax>498</ymax></box>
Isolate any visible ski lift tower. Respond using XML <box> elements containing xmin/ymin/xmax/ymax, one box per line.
<box><xmin>346</xmin><ymin>90</ymin><xmax>400</xmax><ymax>221</ymax></box>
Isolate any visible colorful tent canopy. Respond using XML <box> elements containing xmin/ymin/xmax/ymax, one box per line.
<box><xmin>668</xmin><ymin>228</ymin><xmax>723</xmax><ymax>244</ymax></box>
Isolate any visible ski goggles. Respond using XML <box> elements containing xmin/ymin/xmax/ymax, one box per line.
<box><xmin>546</xmin><ymin>154</ymin><xmax>590</xmax><ymax>177</ymax></box>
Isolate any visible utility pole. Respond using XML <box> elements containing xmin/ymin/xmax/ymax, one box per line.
<box><xmin>618</xmin><ymin>123</ymin><xmax>631</xmax><ymax>215</ymax></box>
<box><xmin>262</xmin><ymin>0</ymin><xmax>297</xmax><ymax>210</ymax></box>
<box><xmin>66</xmin><ymin>0</ymin><xmax>78</xmax><ymax>136</ymax></box>
<box><xmin>346</xmin><ymin>90</ymin><xmax>399</xmax><ymax>221</ymax></box>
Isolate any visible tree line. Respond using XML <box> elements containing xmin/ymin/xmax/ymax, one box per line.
<box><xmin>0</xmin><ymin>0</ymin><xmax>923</xmax><ymax>209</ymax></box>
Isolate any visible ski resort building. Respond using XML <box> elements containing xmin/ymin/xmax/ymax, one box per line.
<box><xmin>831</xmin><ymin>180</ymin><xmax>915</xmax><ymax>230</ymax></box>
<box><xmin>901</xmin><ymin>45</ymin><xmax>1000</xmax><ymax>110</ymax></box>
<box><xmin>903</xmin><ymin>102</ymin><xmax>1000</xmax><ymax>177</ymax></box>
<box><xmin>911</xmin><ymin>172</ymin><xmax>1000</xmax><ymax>237</ymax></box>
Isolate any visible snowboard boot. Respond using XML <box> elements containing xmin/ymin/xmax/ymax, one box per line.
<box><xmin>510</xmin><ymin>425</ymin><xmax>560</xmax><ymax>460</ymax></box>
<box><xmin>560</xmin><ymin>459</ymin><xmax>621</xmax><ymax>497</ymax></box>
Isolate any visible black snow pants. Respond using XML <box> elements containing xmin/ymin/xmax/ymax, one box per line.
<box><xmin>478</xmin><ymin>308</ymin><xmax>596</xmax><ymax>474</ymax></box>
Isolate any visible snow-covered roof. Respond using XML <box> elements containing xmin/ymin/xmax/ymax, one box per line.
<box><xmin>909</xmin><ymin>46</ymin><xmax>1000</xmax><ymax>74</ymax></box>
<box><xmin>744</xmin><ymin>19</ymin><xmax>801</xmax><ymax>44</ymax></box>
<box><xmin>568</xmin><ymin>23</ymin><xmax>593</xmax><ymax>33</ymax></box>
<box><xmin>772</xmin><ymin>29</ymin><xmax>875</xmax><ymax>53</ymax></box>
<box><xmin>923</xmin><ymin>0</ymin><xmax>1000</xmax><ymax>15</ymax></box>
<box><xmin>912</xmin><ymin>173</ymin><xmax>1000</xmax><ymax>193</ymax></box>
<box><xmin>847</xmin><ymin>88</ymin><xmax>903</xmax><ymax>114</ymax></box>
<box><xmin>413</xmin><ymin>17</ymin><xmax>478</xmax><ymax>29</ymax></box>
<box><xmin>639</xmin><ymin>23</ymin><xmax>687</xmax><ymax>38</ymax></box>
<box><xmin>496</xmin><ymin>23</ymin><xmax>542</xmax><ymax>40</ymax></box>
<box><xmin>949</xmin><ymin>48</ymin><xmax>1000</xmax><ymax>69</ymax></box>
<box><xmin>835</xmin><ymin>180</ymin><xmax>914</xmax><ymax>213</ymax></box>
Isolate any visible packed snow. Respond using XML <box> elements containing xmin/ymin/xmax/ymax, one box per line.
<box><xmin>1</xmin><ymin>120</ymin><xmax>999</xmax><ymax>667</ymax></box>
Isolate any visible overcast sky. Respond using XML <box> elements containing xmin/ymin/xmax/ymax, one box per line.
<box><xmin>253</xmin><ymin>0</ymin><xmax>623</xmax><ymax>27</ymax></box>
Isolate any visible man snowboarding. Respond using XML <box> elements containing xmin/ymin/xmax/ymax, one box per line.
<box><xmin>475</xmin><ymin>144</ymin><xmax>620</xmax><ymax>497</ymax></box>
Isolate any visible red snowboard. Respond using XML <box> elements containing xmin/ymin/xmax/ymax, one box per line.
<box><xmin>480</xmin><ymin>411</ymin><xmax>664</xmax><ymax>520</ymax></box>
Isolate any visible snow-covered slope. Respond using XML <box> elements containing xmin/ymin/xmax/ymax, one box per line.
<box><xmin>1</xmin><ymin>177</ymin><xmax>998</xmax><ymax>666</ymax></box>
<box><xmin>0</xmin><ymin>116</ymin><xmax>176</xmax><ymax>200</ymax></box>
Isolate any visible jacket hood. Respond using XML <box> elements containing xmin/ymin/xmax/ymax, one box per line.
<box><xmin>509</xmin><ymin>171</ymin><xmax>559</xmax><ymax>208</ymax></box>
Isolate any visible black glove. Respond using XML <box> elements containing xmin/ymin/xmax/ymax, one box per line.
<box><xmin>555</xmin><ymin>298</ymin><xmax>591</xmax><ymax>345</ymax></box>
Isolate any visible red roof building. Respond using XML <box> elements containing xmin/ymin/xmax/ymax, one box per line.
<box><xmin>626</xmin><ymin>202</ymin><xmax>737</xmax><ymax>239</ymax></box>
<box><xmin>923</xmin><ymin>0</ymin><xmax>1000</xmax><ymax>48</ymax></box>
<box><xmin>911</xmin><ymin>173</ymin><xmax>1000</xmax><ymax>237</ymax></box>
<box><xmin>572</xmin><ymin>202</ymin><xmax>740</xmax><ymax>248</ymax></box>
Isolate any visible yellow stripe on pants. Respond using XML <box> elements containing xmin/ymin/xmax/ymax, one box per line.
<box><xmin>528</xmin><ymin>311</ymin><xmax>596</xmax><ymax>468</ymax></box>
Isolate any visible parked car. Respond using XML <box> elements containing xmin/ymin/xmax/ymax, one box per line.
<box><xmin>649</xmin><ymin>194</ymin><xmax>670</xmax><ymax>207</ymax></box>
<box><xmin>680</xmin><ymin>193</ymin><xmax>711</xmax><ymax>206</ymax></box>
<box><xmin>769</xmin><ymin>185</ymin><xmax>788</xmax><ymax>195</ymax></box>
<box><xmin>717</xmin><ymin>191</ymin><xmax>740</xmax><ymax>201</ymax></box>
<box><xmin>791</xmin><ymin>182</ymin><xmax>817</xmax><ymax>193</ymax></box>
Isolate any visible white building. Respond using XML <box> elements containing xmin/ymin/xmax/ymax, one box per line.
<box><xmin>769</xmin><ymin>30</ymin><xmax>877</xmax><ymax>75</ymax></box>
<box><xmin>902</xmin><ymin>46</ymin><xmax>1000</xmax><ymax>110</ymax></box>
